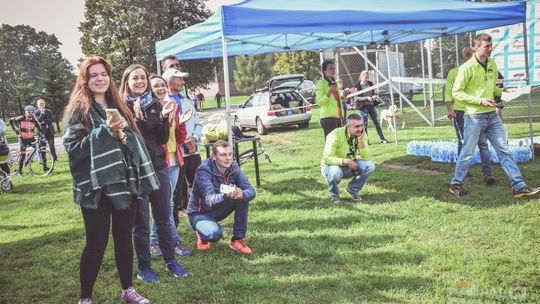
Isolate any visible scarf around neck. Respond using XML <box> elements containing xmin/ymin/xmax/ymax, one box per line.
<box><xmin>126</xmin><ymin>90</ymin><xmax>154</xmax><ymax>110</ymax></box>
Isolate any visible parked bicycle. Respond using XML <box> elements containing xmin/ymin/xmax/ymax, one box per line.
<box><xmin>8</xmin><ymin>136</ymin><xmax>55</xmax><ymax>177</ymax></box>
<box><xmin>238</xmin><ymin>139</ymin><xmax>272</xmax><ymax>166</ymax></box>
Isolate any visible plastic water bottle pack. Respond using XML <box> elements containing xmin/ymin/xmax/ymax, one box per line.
<box><xmin>406</xmin><ymin>140</ymin><xmax>532</xmax><ymax>164</ymax></box>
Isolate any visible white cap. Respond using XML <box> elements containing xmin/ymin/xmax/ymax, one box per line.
<box><xmin>162</xmin><ymin>69</ymin><xmax>189</xmax><ymax>80</ymax></box>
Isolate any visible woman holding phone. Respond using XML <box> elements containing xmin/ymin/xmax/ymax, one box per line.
<box><xmin>119</xmin><ymin>65</ymin><xmax>189</xmax><ymax>283</ymax></box>
<box><xmin>316</xmin><ymin>60</ymin><xmax>349</xmax><ymax>140</ymax></box>
<box><xmin>63</xmin><ymin>56</ymin><xmax>156</xmax><ymax>304</ymax></box>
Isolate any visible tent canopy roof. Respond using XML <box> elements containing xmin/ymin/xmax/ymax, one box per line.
<box><xmin>156</xmin><ymin>0</ymin><xmax>526</xmax><ymax>60</ymax></box>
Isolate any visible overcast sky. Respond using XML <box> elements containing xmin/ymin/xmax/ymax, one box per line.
<box><xmin>0</xmin><ymin>0</ymin><xmax>242</xmax><ymax>67</ymax></box>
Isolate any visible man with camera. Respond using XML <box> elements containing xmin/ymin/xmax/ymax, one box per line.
<box><xmin>187</xmin><ymin>140</ymin><xmax>256</xmax><ymax>254</ymax></box>
<box><xmin>321</xmin><ymin>114</ymin><xmax>375</xmax><ymax>203</ymax></box>
<box><xmin>449</xmin><ymin>33</ymin><xmax>539</xmax><ymax>198</ymax></box>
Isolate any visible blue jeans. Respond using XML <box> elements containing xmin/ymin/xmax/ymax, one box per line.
<box><xmin>321</xmin><ymin>160</ymin><xmax>376</xmax><ymax>198</ymax></box>
<box><xmin>361</xmin><ymin>105</ymin><xmax>386</xmax><ymax>141</ymax></box>
<box><xmin>451</xmin><ymin>112</ymin><xmax>525</xmax><ymax>190</ymax></box>
<box><xmin>133</xmin><ymin>167</ymin><xmax>175</xmax><ymax>269</ymax></box>
<box><xmin>453</xmin><ymin>110</ymin><xmax>491</xmax><ymax>174</ymax></box>
<box><xmin>188</xmin><ymin>200</ymin><xmax>249</xmax><ymax>242</ymax></box>
<box><xmin>150</xmin><ymin>164</ymin><xmax>182</xmax><ymax>245</ymax></box>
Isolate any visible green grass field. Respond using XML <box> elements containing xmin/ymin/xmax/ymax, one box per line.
<box><xmin>1</xmin><ymin>107</ymin><xmax>539</xmax><ymax>303</ymax></box>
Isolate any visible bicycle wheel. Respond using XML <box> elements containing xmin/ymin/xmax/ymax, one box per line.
<box><xmin>238</xmin><ymin>149</ymin><xmax>254</xmax><ymax>165</ymax></box>
<box><xmin>29</xmin><ymin>150</ymin><xmax>55</xmax><ymax>176</ymax></box>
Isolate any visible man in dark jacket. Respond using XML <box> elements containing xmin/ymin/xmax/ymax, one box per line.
<box><xmin>187</xmin><ymin>140</ymin><xmax>256</xmax><ymax>254</ymax></box>
<box><xmin>34</xmin><ymin>99</ymin><xmax>57</xmax><ymax>161</ymax></box>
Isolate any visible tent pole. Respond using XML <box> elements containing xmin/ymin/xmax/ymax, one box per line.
<box><xmin>396</xmin><ymin>44</ymin><xmax>403</xmax><ymax>112</ymax></box>
<box><xmin>156</xmin><ymin>57</ymin><xmax>161</xmax><ymax>76</ymax></box>
<box><xmin>385</xmin><ymin>45</ymin><xmax>398</xmax><ymax>144</ymax></box>
<box><xmin>426</xmin><ymin>39</ymin><xmax>435</xmax><ymax>126</ymax></box>
<box><xmin>353</xmin><ymin>46</ymin><xmax>432</xmax><ymax>126</ymax></box>
<box><xmin>522</xmin><ymin>21</ymin><xmax>535</xmax><ymax>160</ymax></box>
<box><xmin>335</xmin><ymin>48</ymin><xmax>340</xmax><ymax>81</ymax></box>
<box><xmin>439</xmin><ymin>37</ymin><xmax>444</xmax><ymax>81</ymax></box>
<box><xmin>221</xmin><ymin>34</ymin><xmax>233</xmax><ymax>147</ymax></box>
<box><xmin>454</xmin><ymin>35</ymin><xmax>459</xmax><ymax>66</ymax></box>
<box><xmin>420</xmin><ymin>40</ymin><xmax>427</xmax><ymax>108</ymax></box>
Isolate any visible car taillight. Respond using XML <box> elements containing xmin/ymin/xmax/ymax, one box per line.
<box><xmin>305</xmin><ymin>102</ymin><xmax>311</xmax><ymax>112</ymax></box>
<box><xmin>267</xmin><ymin>105</ymin><xmax>276</xmax><ymax>116</ymax></box>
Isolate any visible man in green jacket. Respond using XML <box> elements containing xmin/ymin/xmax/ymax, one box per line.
<box><xmin>321</xmin><ymin>114</ymin><xmax>375</xmax><ymax>203</ymax></box>
<box><xmin>449</xmin><ymin>34</ymin><xmax>539</xmax><ymax>198</ymax></box>
<box><xmin>446</xmin><ymin>46</ymin><xmax>495</xmax><ymax>185</ymax></box>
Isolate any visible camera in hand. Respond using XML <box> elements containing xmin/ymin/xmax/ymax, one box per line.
<box><xmin>327</xmin><ymin>78</ymin><xmax>337</xmax><ymax>86</ymax></box>
<box><xmin>495</xmin><ymin>101</ymin><xmax>504</xmax><ymax>109</ymax></box>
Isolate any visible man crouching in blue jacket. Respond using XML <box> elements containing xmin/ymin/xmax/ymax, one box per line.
<box><xmin>187</xmin><ymin>140</ymin><xmax>256</xmax><ymax>254</ymax></box>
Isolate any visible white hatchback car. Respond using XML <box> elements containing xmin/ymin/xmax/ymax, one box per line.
<box><xmin>234</xmin><ymin>74</ymin><xmax>312</xmax><ymax>135</ymax></box>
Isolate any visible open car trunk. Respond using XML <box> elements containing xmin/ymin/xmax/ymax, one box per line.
<box><xmin>271</xmin><ymin>91</ymin><xmax>307</xmax><ymax>117</ymax></box>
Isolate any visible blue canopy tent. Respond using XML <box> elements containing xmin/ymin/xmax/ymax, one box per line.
<box><xmin>156</xmin><ymin>0</ymin><xmax>527</xmax><ymax>145</ymax></box>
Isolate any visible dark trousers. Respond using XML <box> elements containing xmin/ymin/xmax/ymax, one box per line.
<box><xmin>320</xmin><ymin>117</ymin><xmax>342</xmax><ymax>141</ymax></box>
<box><xmin>80</xmin><ymin>198</ymin><xmax>138</xmax><ymax>298</ymax></box>
<box><xmin>173</xmin><ymin>154</ymin><xmax>201</xmax><ymax>225</ymax></box>
<box><xmin>133</xmin><ymin>167</ymin><xmax>175</xmax><ymax>270</ymax></box>
<box><xmin>361</xmin><ymin>104</ymin><xmax>386</xmax><ymax>141</ymax></box>
<box><xmin>44</xmin><ymin>130</ymin><xmax>57</xmax><ymax>161</ymax></box>
<box><xmin>188</xmin><ymin>200</ymin><xmax>249</xmax><ymax>242</ymax></box>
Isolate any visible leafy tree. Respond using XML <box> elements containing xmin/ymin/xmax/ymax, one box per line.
<box><xmin>273</xmin><ymin>51</ymin><xmax>320</xmax><ymax>81</ymax></box>
<box><xmin>38</xmin><ymin>49</ymin><xmax>75</xmax><ymax>129</ymax></box>
<box><xmin>0</xmin><ymin>24</ymin><xmax>74</xmax><ymax>119</ymax></box>
<box><xmin>233</xmin><ymin>54</ymin><xmax>274</xmax><ymax>94</ymax></box>
<box><xmin>80</xmin><ymin>0</ymin><xmax>214</xmax><ymax>86</ymax></box>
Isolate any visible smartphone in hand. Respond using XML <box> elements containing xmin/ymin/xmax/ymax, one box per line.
<box><xmin>106</xmin><ymin>109</ymin><xmax>121</xmax><ymax>122</ymax></box>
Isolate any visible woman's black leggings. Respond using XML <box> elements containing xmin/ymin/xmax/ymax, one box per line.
<box><xmin>80</xmin><ymin>197</ymin><xmax>138</xmax><ymax>299</ymax></box>
<box><xmin>320</xmin><ymin>117</ymin><xmax>342</xmax><ymax>140</ymax></box>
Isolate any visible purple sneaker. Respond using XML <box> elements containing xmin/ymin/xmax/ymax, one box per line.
<box><xmin>175</xmin><ymin>242</ymin><xmax>191</xmax><ymax>256</ymax></box>
<box><xmin>120</xmin><ymin>286</ymin><xmax>149</xmax><ymax>304</ymax></box>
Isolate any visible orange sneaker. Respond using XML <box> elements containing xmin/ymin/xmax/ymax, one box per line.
<box><xmin>229</xmin><ymin>239</ymin><xmax>252</xmax><ymax>254</ymax></box>
<box><xmin>196</xmin><ymin>232</ymin><xmax>211</xmax><ymax>250</ymax></box>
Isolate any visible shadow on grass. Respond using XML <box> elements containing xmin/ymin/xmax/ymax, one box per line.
<box><xmin>0</xmin><ymin>223</ymin><xmax>56</xmax><ymax>231</ymax></box>
<box><xmin>0</xmin><ymin>228</ymin><xmax>84</xmax><ymax>303</ymax></box>
<box><xmin>377</xmin><ymin>155</ymin><xmax>537</xmax><ymax>208</ymax></box>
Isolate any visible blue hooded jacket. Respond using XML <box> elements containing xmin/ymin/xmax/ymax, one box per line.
<box><xmin>187</xmin><ymin>158</ymin><xmax>256</xmax><ymax>215</ymax></box>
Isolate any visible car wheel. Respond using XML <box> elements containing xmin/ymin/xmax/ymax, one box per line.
<box><xmin>234</xmin><ymin>116</ymin><xmax>245</xmax><ymax>131</ymax></box>
<box><xmin>298</xmin><ymin>122</ymin><xmax>309</xmax><ymax>129</ymax></box>
<box><xmin>256</xmin><ymin>117</ymin><xmax>268</xmax><ymax>135</ymax></box>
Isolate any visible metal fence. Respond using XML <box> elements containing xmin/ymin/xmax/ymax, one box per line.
<box><xmin>335</xmin><ymin>33</ymin><xmax>540</xmax><ymax>134</ymax></box>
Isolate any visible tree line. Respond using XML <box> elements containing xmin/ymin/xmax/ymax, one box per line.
<box><xmin>1</xmin><ymin>0</ymin><xmax>323</xmax><ymax>124</ymax></box>
<box><xmin>0</xmin><ymin>24</ymin><xmax>74</xmax><ymax>122</ymax></box>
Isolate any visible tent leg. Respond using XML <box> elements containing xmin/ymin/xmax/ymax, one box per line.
<box><xmin>396</xmin><ymin>45</ymin><xmax>403</xmax><ymax>112</ymax></box>
<box><xmin>426</xmin><ymin>39</ymin><xmax>435</xmax><ymax>126</ymax></box>
<box><xmin>222</xmin><ymin>34</ymin><xmax>233</xmax><ymax>147</ymax></box>
<box><xmin>385</xmin><ymin>45</ymin><xmax>398</xmax><ymax>144</ymax></box>
<box><xmin>420</xmin><ymin>40</ymin><xmax>427</xmax><ymax>108</ymax></box>
<box><xmin>352</xmin><ymin>46</ymin><xmax>432</xmax><ymax>126</ymax></box>
<box><xmin>522</xmin><ymin>21</ymin><xmax>535</xmax><ymax>160</ymax></box>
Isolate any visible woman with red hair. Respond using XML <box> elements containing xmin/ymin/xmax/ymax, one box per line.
<box><xmin>63</xmin><ymin>56</ymin><xmax>157</xmax><ymax>304</ymax></box>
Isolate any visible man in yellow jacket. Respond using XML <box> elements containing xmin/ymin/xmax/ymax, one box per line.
<box><xmin>449</xmin><ymin>34</ymin><xmax>539</xmax><ymax>198</ymax></box>
<box><xmin>321</xmin><ymin>114</ymin><xmax>375</xmax><ymax>203</ymax></box>
<box><xmin>446</xmin><ymin>46</ymin><xmax>495</xmax><ymax>185</ymax></box>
